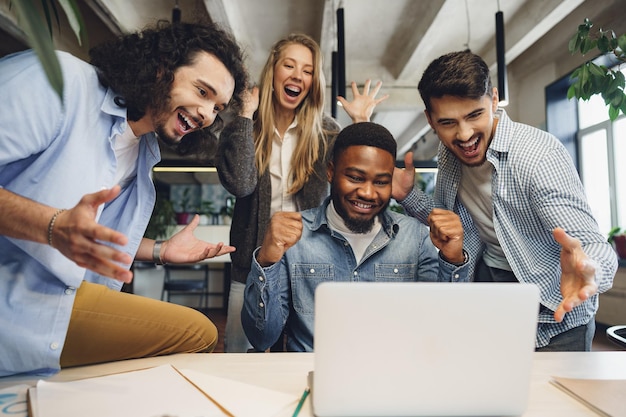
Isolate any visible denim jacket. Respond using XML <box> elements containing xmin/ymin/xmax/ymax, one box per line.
<box><xmin>242</xmin><ymin>197</ymin><xmax>470</xmax><ymax>352</ymax></box>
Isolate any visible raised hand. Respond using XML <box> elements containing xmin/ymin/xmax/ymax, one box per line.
<box><xmin>338</xmin><ymin>79</ymin><xmax>389</xmax><ymax>123</ymax></box>
<box><xmin>240</xmin><ymin>85</ymin><xmax>260</xmax><ymax>119</ymax></box>
<box><xmin>256</xmin><ymin>211</ymin><xmax>303</xmax><ymax>267</ymax></box>
<box><xmin>393</xmin><ymin>151</ymin><xmax>416</xmax><ymax>201</ymax></box>
<box><xmin>52</xmin><ymin>185</ymin><xmax>134</xmax><ymax>283</ymax></box>
<box><xmin>553</xmin><ymin>227</ymin><xmax>598</xmax><ymax>322</ymax></box>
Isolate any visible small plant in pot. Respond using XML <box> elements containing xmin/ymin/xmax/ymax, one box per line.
<box><xmin>175</xmin><ymin>188</ymin><xmax>196</xmax><ymax>225</ymax></box>
<box><xmin>608</xmin><ymin>227</ymin><xmax>626</xmax><ymax>259</ymax></box>
<box><xmin>220</xmin><ymin>196</ymin><xmax>235</xmax><ymax>225</ymax></box>
<box><xmin>198</xmin><ymin>200</ymin><xmax>215</xmax><ymax>225</ymax></box>
<box><xmin>144</xmin><ymin>197</ymin><xmax>175</xmax><ymax>240</ymax></box>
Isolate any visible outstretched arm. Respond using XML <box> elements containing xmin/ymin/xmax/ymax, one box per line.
<box><xmin>552</xmin><ymin>227</ymin><xmax>598</xmax><ymax>322</ymax></box>
<box><xmin>338</xmin><ymin>79</ymin><xmax>389</xmax><ymax>123</ymax></box>
<box><xmin>136</xmin><ymin>214</ymin><xmax>235</xmax><ymax>265</ymax></box>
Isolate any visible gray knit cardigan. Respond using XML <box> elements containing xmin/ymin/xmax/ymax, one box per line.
<box><xmin>216</xmin><ymin>115</ymin><xmax>340</xmax><ymax>284</ymax></box>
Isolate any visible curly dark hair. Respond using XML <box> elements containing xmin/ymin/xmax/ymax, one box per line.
<box><xmin>89</xmin><ymin>21</ymin><xmax>248</xmax><ymax>158</ymax></box>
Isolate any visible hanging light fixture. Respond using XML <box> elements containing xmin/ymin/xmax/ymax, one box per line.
<box><xmin>495</xmin><ymin>2</ymin><xmax>508</xmax><ymax>106</ymax></box>
<box><xmin>172</xmin><ymin>0</ymin><xmax>181</xmax><ymax>23</ymax></box>
<box><xmin>331</xmin><ymin>51</ymin><xmax>338</xmax><ymax>117</ymax></box>
<box><xmin>336</xmin><ymin>6</ymin><xmax>346</xmax><ymax>102</ymax></box>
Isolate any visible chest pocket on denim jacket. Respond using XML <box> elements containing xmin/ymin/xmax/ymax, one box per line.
<box><xmin>292</xmin><ymin>263</ymin><xmax>334</xmax><ymax>315</ymax></box>
<box><xmin>375</xmin><ymin>264</ymin><xmax>416</xmax><ymax>281</ymax></box>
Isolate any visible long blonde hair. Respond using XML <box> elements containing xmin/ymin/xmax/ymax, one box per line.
<box><xmin>254</xmin><ymin>33</ymin><xmax>327</xmax><ymax>194</ymax></box>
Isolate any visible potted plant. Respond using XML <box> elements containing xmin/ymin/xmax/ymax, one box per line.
<box><xmin>608</xmin><ymin>227</ymin><xmax>626</xmax><ymax>259</ymax></box>
<box><xmin>144</xmin><ymin>197</ymin><xmax>176</xmax><ymax>240</ymax></box>
<box><xmin>174</xmin><ymin>188</ymin><xmax>196</xmax><ymax>225</ymax></box>
<box><xmin>567</xmin><ymin>18</ymin><xmax>626</xmax><ymax>121</ymax></box>
<box><xmin>220</xmin><ymin>196</ymin><xmax>235</xmax><ymax>225</ymax></box>
<box><xmin>198</xmin><ymin>200</ymin><xmax>215</xmax><ymax>225</ymax></box>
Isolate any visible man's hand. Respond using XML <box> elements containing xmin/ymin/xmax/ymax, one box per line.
<box><xmin>256</xmin><ymin>212</ymin><xmax>303</xmax><ymax>267</ymax></box>
<box><xmin>338</xmin><ymin>79</ymin><xmax>389</xmax><ymax>123</ymax></box>
<box><xmin>160</xmin><ymin>214</ymin><xmax>236</xmax><ymax>264</ymax></box>
<box><xmin>392</xmin><ymin>151</ymin><xmax>416</xmax><ymax>202</ymax></box>
<box><xmin>52</xmin><ymin>186</ymin><xmax>134</xmax><ymax>283</ymax></box>
<box><xmin>553</xmin><ymin>227</ymin><xmax>598</xmax><ymax>322</ymax></box>
<box><xmin>428</xmin><ymin>208</ymin><xmax>464</xmax><ymax>264</ymax></box>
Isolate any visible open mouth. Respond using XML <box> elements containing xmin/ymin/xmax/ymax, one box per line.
<box><xmin>177</xmin><ymin>112</ymin><xmax>199</xmax><ymax>133</ymax></box>
<box><xmin>457</xmin><ymin>136</ymin><xmax>480</xmax><ymax>156</ymax></box>
<box><xmin>284</xmin><ymin>85</ymin><xmax>302</xmax><ymax>98</ymax></box>
<box><xmin>350</xmin><ymin>200</ymin><xmax>376</xmax><ymax>214</ymax></box>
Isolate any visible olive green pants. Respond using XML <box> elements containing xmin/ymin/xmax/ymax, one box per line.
<box><xmin>60</xmin><ymin>281</ymin><xmax>217</xmax><ymax>368</ymax></box>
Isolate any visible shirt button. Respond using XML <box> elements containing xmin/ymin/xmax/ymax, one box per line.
<box><xmin>64</xmin><ymin>287</ymin><xmax>75</xmax><ymax>295</ymax></box>
<box><xmin>393</xmin><ymin>268</ymin><xmax>399</xmax><ymax>274</ymax></box>
<box><xmin>50</xmin><ymin>342</ymin><xmax>59</xmax><ymax>350</ymax></box>
<box><xmin>258</xmin><ymin>276</ymin><xmax>264</xmax><ymax>282</ymax></box>
<box><xmin>454</xmin><ymin>273</ymin><xmax>460</xmax><ymax>280</ymax></box>
<box><xmin>259</xmin><ymin>302</ymin><xmax>264</xmax><ymax>308</ymax></box>
<box><xmin>353</xmin><ymin>271</ymin><xmax>357</xmax><ymax>276</ymax></box>
<box><xmin>309</xmin><ymin>268</ymin><xmax>315</xmax><ymax>274</ymax></box>
<box><xmin>344</xmin><ymin>242</ymin><xmax>349</xmax><ymax>246</ymax></box>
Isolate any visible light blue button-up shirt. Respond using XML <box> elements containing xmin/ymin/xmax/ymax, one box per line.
<box><xmin>0</xmin><ymin>50</ymin><xmax>160</xmax><ymax>376</ymax></box>
<box><xmin>242</xmin><ymin>197</ymin><xmax>470</xmax><ymax>352</ymax></box>
<box><xmin>400</xmin><ymin>109</ymin><xmax>617</xmax><ymax>348</ymax></box>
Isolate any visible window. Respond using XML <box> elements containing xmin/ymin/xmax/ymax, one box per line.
<box><xmin>576</xmin><ymin>66</ymin><xmax>626</xmax><ymax>236</ymax></box>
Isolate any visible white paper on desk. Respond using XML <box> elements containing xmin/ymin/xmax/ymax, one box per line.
<box><xmin>180</xmin><ymin>368</ymin><xmax>298</xmax><ymax>417</ymax></box>
<box><xmin>35</xmin><ymin>364</ymin><xmax>225</xmax><ymax>417</ymax></box>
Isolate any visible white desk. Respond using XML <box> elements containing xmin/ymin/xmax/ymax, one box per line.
<box><xmin>2</xmin><ymin>352</ymin><xmax>625</xmax><ymax>416</ymax></box>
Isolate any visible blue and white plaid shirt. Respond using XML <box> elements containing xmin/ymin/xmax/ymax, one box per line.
<box><xmin>401</xmin><ymin>109</ymin><xmax>617</xmax><ymax>348</ymax></box>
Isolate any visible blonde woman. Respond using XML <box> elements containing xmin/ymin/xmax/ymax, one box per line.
<box><xmin>216</xmin><ymin>33</ymin><xmax>387</xmax><ymax>352</ymax></box>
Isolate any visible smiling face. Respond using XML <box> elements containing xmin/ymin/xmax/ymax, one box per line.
<box><xmin>328</xmin><ymin>145</ymin><xmax>394</xmax><ymax>233</ymax></box>
<box><xmin>272</xmin><ymin>43</ymin><xmax>313</xmax><ymax>114</ymax></box>
<box><xmin>426</xmin><ymin>89</ymin><xmax>499</xmax><ymax>167</ymax></box>
<box><xmin>151</xmin><ymin>51</ymin><xmax>235</xmax><ymax>145</ymax></box>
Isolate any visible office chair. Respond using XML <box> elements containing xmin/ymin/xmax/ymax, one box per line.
<box><xmin>161</xmin><ymin>263</ymin><xmax>209</xmax><ymax>309</ymax></box>
<box><xmin>606</xmin><ymin>325</ymin><xmax>626</xmax><ymax>349</ymax></box>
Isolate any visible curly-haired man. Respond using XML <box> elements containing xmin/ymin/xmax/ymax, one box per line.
<box><xmin>0</xmin><ymin>21</ymin><xmax>248</xmax><ymax>376</ymax></box>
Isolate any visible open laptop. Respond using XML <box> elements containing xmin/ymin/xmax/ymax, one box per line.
<box><xmin>312</xmin><ymin>282</ymin><xmax>540</xmax><ymax>417</ymax></box>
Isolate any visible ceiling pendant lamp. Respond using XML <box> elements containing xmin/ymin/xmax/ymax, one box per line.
<box><xmin>172</xmin><ymin>1</ymin><xmax>181</xmax><ymax>23</ymax></box>
<box><xmin>336</xmin><ymin>6</ymin><xmax>346</xmax><ymax>101</ymax></box>
<box><xmin>495</xmin><ymin>6</ymin><xmax>508</xmax><ymax>106</ymax></box>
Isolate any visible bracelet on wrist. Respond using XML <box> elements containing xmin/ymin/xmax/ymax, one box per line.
<box><xmin>153</xmin><ymin>240</ymin><xmax>166</xmax><ymax>265</ymax></box>
<box><xmin>47</xmin><ymin>209</ymin><xmax>66</xmax><ymax>247</ymax></box>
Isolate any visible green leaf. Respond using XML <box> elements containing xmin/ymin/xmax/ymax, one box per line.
<box><xmin>567</xmin><ymin>84</ymin><xmax>577</xmax><ymax>100</ymax></box>
<box><xmin>12</xmin><ymin>0</ymin><xmax>64</xmax><ymax>102</ymax></box>
<box><xmin>568</xmin><ymin>33</ymin><xmax>579</xmax><ymax>53</ymax></box>
<box><xmin>609</xmin><ymin>105</ymin><xmax>619</xmax><ymax>121</ymax></box>
<box><xmin>581</xmin><ymin>38</ymin><xmax>597</xmax><ymax>55</ymax></box>
<box><xmin>57</xmin><ymin>0</ymin><xmax>87</xmax><ymax>47</ymax></box>
<box><xmin>598</xmin><ymin>35</ymin><xmax>610</xmax><ymax>53</ymax></box>
<box><xmin>588</xmin><ymin>63</ymin><xmax>606</xmax><ymax>77</ymax></box>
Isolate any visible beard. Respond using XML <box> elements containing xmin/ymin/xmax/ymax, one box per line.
<box><xmin>331</xmin><ymin>188</ymin><xmax>389</xmax><ymax>234</ymax></box>
<box><xmin>155</xmin><ymin>121</ymin><xmax>179</xmax><ymax>147</ymax></box>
